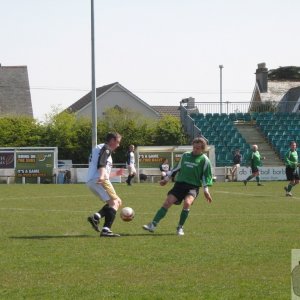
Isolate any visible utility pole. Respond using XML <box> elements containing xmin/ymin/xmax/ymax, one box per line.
<box><xmin>91</xmin><ymin>0</ymin><xmax>97</xmax><ymax>147</ymax></box>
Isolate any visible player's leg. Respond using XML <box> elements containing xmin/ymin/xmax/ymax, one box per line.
<box><xmin>244</xmin><ymin>168</ymin><xmax>258</xmax><ymax>185</ymax></box>
<box><xmin>285</xmin><ymin>168</ymin><xmax>298</xmax><ymax>196</ymax></box>
<box><xmin>143</xmin><ymin>194</ymin><xmax>178</xmax><ymax>232</ymax></box>
<box><xmin>86</xmin><ymin>180</ymin><xmax>111</xmax><ymax>232</ymax></box>
<box><xmin>99</xmin><ymin>180</ymin><xmax>122</xmax><ymax>237</ymax></box>
<box><xmin>86</xmin><ymin>180</ymin><xmax>121</xmax><ymax>236</ymax></box>
<box><xmin>177</xmin><ymin>188</ymin><xmax>198</xmax><ymax>236</ymax></box>
<box><xmin>126</xmin><ymin>165</ymin><xmax>136</xmax><ymax>186</ymax></box>
<box><xmin>255</xmin><ymin>171</ymin><xmax>263</xmax><ymax>186</ymax></box>
<box><xmin>100</xmin><ymin>197</ymin><xmax>122</xmax><ymax>237</ymax></box>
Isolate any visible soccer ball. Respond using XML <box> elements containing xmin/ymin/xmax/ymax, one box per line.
<box><xmin>120</xmin><ymin>207</ymin><xmax>135</xmax><ymax>222</ymax></box>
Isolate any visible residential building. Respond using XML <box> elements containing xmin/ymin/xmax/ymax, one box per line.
<box><xmin>0</xmin><ymin>65</ymin><xmax>33</xmax><ymax>117</ymax></box>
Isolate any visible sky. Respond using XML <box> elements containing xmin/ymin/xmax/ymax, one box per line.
<box><xmin>1</xmin><ymin>0</ymin><xmax>300</xmax><ymax>121</ymax></box>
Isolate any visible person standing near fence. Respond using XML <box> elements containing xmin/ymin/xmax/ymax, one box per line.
<box><xmin>126</xmin><ymin>144</ymin><xmax>136</xmax><ymax>186</ymax></box>
<box><xmin>284</xmin><ymin>141</ymin><xmax>299</xmax><ymax>197</ymax></box>
<box><xmin>159</xmin><ymin>158</ymin><xmax>170</xmax><ymax>180</ymax></box>
<box><xmin>230</xmin><ymin>149</ymin><xmax>242</xmax><ymax>181</ymax></box>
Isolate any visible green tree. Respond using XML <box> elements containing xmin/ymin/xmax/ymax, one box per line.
<box><xmin>71</xmin><ymin>117</ymin><xmax>93</xmax><ymax>164</ymax></box>
<box><xmin>153</xmin><ymin>115</ymin><xmax>188</xmax><ymax>145</ymax></box>
<box><xmin>0</xmin><ymin>108</ymin><xmax>189</xmax><ymax>165</ymax></box>
<box><xmin>98</xmin><ymin>107</ymin><xmax>155</xmax><ymax>163</ymax></box>
<box><xmin>0</xmin><ymin>116</ymin><xmax>44</xmax><ymax>147</ymax></box>
<box><xmin>43</xmin><ymin>111</ymin><xmax>80</xmax><ymax>160</ymax></box>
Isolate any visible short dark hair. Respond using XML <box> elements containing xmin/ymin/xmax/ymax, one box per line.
<box><xmin>105</xmin><ymin>132</ymin><xmax>121</xmax><ymax>143</ymax></box>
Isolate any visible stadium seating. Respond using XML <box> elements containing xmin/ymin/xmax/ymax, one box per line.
<box><xmin>190</xmin><ymin>111</ymin><xmax>300</xmax><ymax>167</ymax></box>
<box><xmin>190</xmin><ymin>112</ymin><xmax>251</xmax><ymax>166</ymax></box>
<box><xmin>255</xmin><ymin>112</ymin><xmax>300</xmax><ymax>159</ymax></box>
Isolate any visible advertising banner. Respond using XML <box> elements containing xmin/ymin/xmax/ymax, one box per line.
<box><xmin>15</xmin><ymin>152</ymin><xmax>54</xmax><ymax>183</ymax></box>
<box><xmin>138</xmin><ymin>151</ymin><xmax>190</xmax><ymax>169</ymax></box>
<box><xmin>0</xmin><ymin>152</ymin><xmax>14</xmax><ymax>169</ymax></box>
<box><xmin>138</xmin><ymin>152</ymin><xmax>172</xmax><ymax>168</ymax></box>
<box><xmin>237</xmin><ymin>166</ymin><xmax>287</xmax><ymax>181</ymax></box>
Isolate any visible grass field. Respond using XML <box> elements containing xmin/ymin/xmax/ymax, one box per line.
<box><xmin>0</xmin><ymin>181</ymin><xmax>299</xmax><ymax>299</ymax></box>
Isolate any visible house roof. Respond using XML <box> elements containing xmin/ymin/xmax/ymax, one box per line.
<box><xmin>66</xmin><ymin>82</ymin><xmax>161</xmax><ymax>117</ymax></box>
<box><xmin>151</xmin><ymin>106</ymin><xmax>180</xmax><ymax>118</ymax></box>
<box><xmin>65</xmin><ymin>82</ymin><xmax>187</xmax><ymax>119</ymax></box>
<box><xmin>0</xmin><ymin>65</ymin><xmax>33</xmax><ymax>117</ymax></box>
<box><xmin>260</xmin><ymin>80</ymin><xmax>300</xmax><ymax>102</ymax></box>
<box><xmin>66</xmin><ymin>82</ymin><xmax>117</xmax><ymax>113</ymax></box>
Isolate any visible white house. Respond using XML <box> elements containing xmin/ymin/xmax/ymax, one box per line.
<box><xmin>66</xmin><ymin>82</ymin><xmax>162</xmax><ymax>119</ymax></box>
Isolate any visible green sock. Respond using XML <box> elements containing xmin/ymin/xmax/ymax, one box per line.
<box><xmin>256</xmin><ymin>176</ymin><xmax>260</xmax><ymax>183</ymax></box>
<box><xmin>179</xmin><ymin>209</ymin><xmax>190</xmax><ymax>227</ymax></box>
<box><xmin>153</xmin><ymin>207</ymin><xmax>168</xmax><ymax>225</ymax></box>
<box><xmin>288</xmin><ymin>184</ymin><xmax>293</xmax><ymax>192</ymax></box>
<box><xmin>246</xmin><ymin>175</ymin><xmax>253</xmax><ymax>181</ymax></box>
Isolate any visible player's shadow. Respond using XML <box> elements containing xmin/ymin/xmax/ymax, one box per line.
<box><xmin>118</xmin><ymin>233</ymin><xmax>175</xmax><ymax>237</ymax></box>
<box><xmin>10</xmin><ymin>233</ymin><xmax>177</xmax><ymax>239</ymax></box>
<box><xmin>10</xmin><ymin>234</ymin><xmax>92</xmax><ymax>240</ymax></box>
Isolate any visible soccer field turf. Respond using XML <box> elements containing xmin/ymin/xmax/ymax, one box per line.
<box><xmin>0</xmin><ymin>182</ymin><xmax>299</xmax><ymax>299</ymax></box>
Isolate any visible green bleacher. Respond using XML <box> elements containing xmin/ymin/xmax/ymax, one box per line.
<box><xmin>190</xmin><ymin>112</ymin><xmax>300</xmax><ymax>166</ymax></box>
<box><xmin>256</xmin><ymin>112</ymin><xmax>300</xmax><ymax>160</ymax></box>
<box><xmin>192</xmin><ymin>113</ymin><xmax>252</xmax><ymax>166</ymax></box>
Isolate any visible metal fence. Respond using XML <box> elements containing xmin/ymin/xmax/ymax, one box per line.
<box><xmin>192</xmin><ymin>101</ymin><xmax>251</xmax><ymax>114</ymax></box>
<box><xmin>189</xmin><ymin>100</ymin><xmax>300</xmax><ymax>114</ymax></box>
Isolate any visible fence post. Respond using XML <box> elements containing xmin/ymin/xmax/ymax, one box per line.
<box><xmin>22</xmin><ymin>177</ymin><xmax>25</xmax><ymax>184</ymax></box>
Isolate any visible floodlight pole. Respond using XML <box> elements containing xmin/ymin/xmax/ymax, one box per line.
<box><xmin>219</xmin><ymin>65</ymin><xmax>223</xmax><ymax>114</ymax></box>
<box><xmin>91</xmin><ymin>0</ymin><xmax>97</xmax><ymax>148</ymax></box>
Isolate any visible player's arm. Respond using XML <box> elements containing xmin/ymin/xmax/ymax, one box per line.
<box><xmin>110</xmin><ymin>168</ymin><xmax>125</xmax><ymax>177</ymax></box>
<box><xmin>203</xmin><ymin>186</ymin><xmax>212</xmax><ymax>203</ymax></box>
<box><xmin>284</xmin><ymin>151</ymin><xmax>291</xmax><ymax>166</ymax></box>
<box><xmin>202</xmin><ymin>158</ymin><xmax>213</xmax><ymax>203</ymax></box>
<box><xmin>97</xmin><ymin>146</ymin><xmax>111</xmax><ymax>182</ymax></box>
<box><xmin>284</xmin><ymin>151</ymin><xmax>297</xmax><ymax>168</ymax></box>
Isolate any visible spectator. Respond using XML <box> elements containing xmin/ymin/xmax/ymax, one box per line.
<box><xmin>230</xmin><ymin>149</ymin><xmax>242</xmax><ymax>181</ymax></box>
<box><xmin>126</xmin><ymin>145</ymin><xmax>136</xmax><ymax>186</ymax></box>
<box><xmin>159</xmin><ymin>158</ymin><xmax>170</xmax><ymax>180</ymax></box>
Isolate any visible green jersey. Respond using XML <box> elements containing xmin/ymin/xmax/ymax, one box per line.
<box><xmin>173</xmin><ymin>152</ymin><xmax>212</xmax><ymax>187</ymax></box>
<box><xmin>285</xmin><ymin>150</ymin><xmax>298</xmax><ymax>169</ymax></box>
<box><xmin>247</xmin><ymin>151</ymin><xmax>262</xmax><ymax>168</ymax></box>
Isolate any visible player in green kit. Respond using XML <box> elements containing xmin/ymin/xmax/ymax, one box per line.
<box><xmin>284</xmin><ymin>141</ymin><xmax>299</xmax><ymax>197</ymax></box>
<box><xmin>142</xmin><ymin>137</ymin><xmax>213</xmax><ymax>236</ymax></box>
<box><xmin>243</xmin><ymin>144</ymin><xmax>265</xmax><ymax>186</ymax></box>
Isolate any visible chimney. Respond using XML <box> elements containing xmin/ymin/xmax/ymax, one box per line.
<box><xmin>255</xmin><ymin>62</ymin><xmax>268</xmax><ymax>93</ymax></box>
<box><xmin>186</xmin><ymin>97</ymin><xmax>195</xmax><ymax>109</ymax></box>
<box><xmin>181</xmin><ymin>97</ymin><xmax>195</xmax><ymax>108</ymax></box>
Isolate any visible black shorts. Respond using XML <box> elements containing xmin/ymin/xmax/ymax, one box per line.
<box><xmin>286</xmin><ymin>167</ymin><xmax>300</xmax><ymax>181</ymax></box>
<box><xmin>167</xmin><ymin>182</ymin><xmax>199</xmax><ymax>205</ymax></box>
<box><xmin>251</xmin><ymin>166</ymin><xmax>259</xmax><ymax>174</ymax></box>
